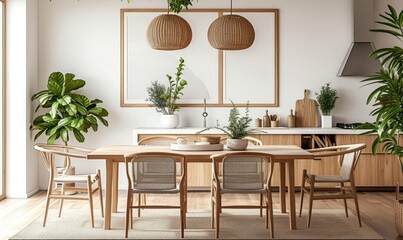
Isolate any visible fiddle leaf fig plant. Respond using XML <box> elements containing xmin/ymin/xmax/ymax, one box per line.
<box><xmin>30</xmin><ymin>72</ymin><xmax>109</xmax><ymax>145</ymax></box>
<box><xmin>359</xmin><ymin>5</ymin><xmax>403</xmax><ymax>170</ymax></box>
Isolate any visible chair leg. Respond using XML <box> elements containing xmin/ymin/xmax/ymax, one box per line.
<box><xmin>351</xmin><ymin>182</ymin><xmax>362</xmax><ymax>227</ymax></box>
<box><xmin>58</xmin><ymin>183</ymin><xmax>65</xmax><ymax>218</ymax></box>
<box><xmin>307</xmin><ymin>176</ymin><xmax>315</xmax><ymax>228</ymax></box>
<box><xmin>340</xmin><ymin>182</ymin><xmax>348</xmax><ymax>218</ymax></box>
<box><xmin>267</xmin><ymin>187</ymin><xmax>274</xmax><ymax>238</ymax></box>
<box><xmin>97</xmin><ymin>170</ymin><xmax>104</xmax><ymax>218</ymax></box>
<box><xmin>87</xmin><ymin>176</ymin><xmax>95</xmax><ymax>228</ymax></box>
<box><xmin>180</xmin><ymin>191</ymin><xmax>185</xmax><ymax>238</ymax></box>
<box><xmin>131</xmin><ymin>194</ymin><xmax>135</xmax><ymax>229</ymax></box>
<box><xmin>211</xmin><ymin>185</ymin><xmax>215</xmax><ymax>229</ymax></box>
<box><xmin>260</xmin><ymin>193</ymin><xmax>263</xmax><ymax>217</ymax></box>
<box><xmin>215</xmin><ymin>192</ymin><xmax>221</xmax><ymax>239</ymax></box>
<box><xmin>125</xmin><ymin>191</ymin><xmax>132</xmax><ymax>238</ymax></box>
<box><xmin>299</xmin><ymin>169</ymin><xmax>307</xmax><ymax>217</ymax></box>
<box><xmin>43</xmin><ymin>180</ymin><xmax>53</xmax><ymax>227</ymax></box>
<box><xmin>138</xmin><ymin>193</ymin><xmax>141</xmax><ymax>217</ymax></box>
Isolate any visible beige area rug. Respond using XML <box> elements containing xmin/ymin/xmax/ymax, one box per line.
<box><xmin>12</xmin><ymin>209</ymin><xmax>383</xmax><ymax>239</ymax></box>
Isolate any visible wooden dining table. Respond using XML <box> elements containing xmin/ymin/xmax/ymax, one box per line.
<box><xmin>87</xmin><ymin>145</ymin><xmax>313</xmax><ymax>231</ymax></box>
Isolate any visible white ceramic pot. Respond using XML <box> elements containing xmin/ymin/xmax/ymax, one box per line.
<box><xmin>160</xmin><ymin>114</ymin><xmax>179</xmax><ymax>128</ymax></box>
<box><xmin>321</xmin><ymin>115</ymin><xmax>332</xmax><ymax>128</ymax></box>
<box><xmin>227</xmin><ymin>139</ymin><xmax>249</xmax><ymax>150</ymax></box>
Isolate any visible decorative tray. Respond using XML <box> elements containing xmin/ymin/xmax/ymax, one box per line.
<box><xmin>171</xmin><ymin>143</ymin><xmax>224</xmax><ymax>151</ymax></box>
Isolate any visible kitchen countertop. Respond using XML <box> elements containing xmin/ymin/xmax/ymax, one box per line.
<box><xmin>133</xmin><ymin>127</ymin><xmax>368</xmax><ymax>135</ymax></box>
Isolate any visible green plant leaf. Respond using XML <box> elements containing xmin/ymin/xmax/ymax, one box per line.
<box><xmin>50</xmin><ymin>102</ymin><xmax>59</xmax><ymax>119</ymax></box>
<box><xmin>65</xmin><ymin>104</ymin><xmax>77</xmax><ymax>115</ymax></box>
<box><xmin>71</xmin><ymin>94</ymin><xmax>91</xmax><ymax>107</ymax></box>
<box><xmin>34</xmin><ymin>129</ymin><xmax>46</xmax><ymax>141</ymax></box>
<box><xmin>89</xmin><ymin>107</ymin><xmax>103</xmax><ymax>115</ymax></box>
<box><xmin>57</xmin><ymin>117</ymin><xmax>73</xmax><ymax>127</ymax></box>
<box><xmin>48</xmin><ymin>72</ymin><xmax>65</xmax><ymax>89</ymax></box>
<box><xmin>64</xmin><ymin>73</ymin><xmax>75</xmax><ymax>85</ymax></box>
<box><xmin>65</xmin><ymin>79</ymin><xmax>85</xmax><ymax>93</ymax></box>
<box><xmin>73</xmin><ymin>129</ymin><xmax>85</xmax><ymax>142</ymax></box>
<box><xmin>47</xmin><ymin>132</ymin><xmax>60</xmax><ymax>145</ymax></box>
<box><xmin>60</xmin><ymin>128</ymin><xmax>69</xmax><ymax>142</ymax></box>
<box><xmin>31</xmin><ymin>90</ymin><xmax>50</xmax><ymax>101</ymax></box>
<box><xmin>47</xmin><ymin>80</ymin><xmax>63</xmax><ymax>97</ymax></box>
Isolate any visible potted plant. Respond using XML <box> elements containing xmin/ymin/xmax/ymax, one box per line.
<box><xmin>358</xmin><ymin>5</ymin><xmax>403</xmax><ymax>235</ymax></box>
<box><xmin>146</xmin><ymin>57</ymin><xmax>188</xmax><ymax>128</ymax></box>
<box><xmin>197</xmin><ymin>101</ymin><xmax>252</xmax><ymax>150</ymax></box>
<box><xmin>316</xmin><ymin>83</ymin><xmax>338</xmax><ymax>128</ymax></box>
<box><xmin>30</xmin><ymin>72</ymin><xmax>109</xmax><ymax>168</ymax></box>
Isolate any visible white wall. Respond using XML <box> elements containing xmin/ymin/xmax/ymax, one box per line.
<box><xmin>30</xmin><ymin>0</ymin><xmax>402</xmax><ymax>190</ymax></box>
<box><xmin>6</xmin><ymin>0</ymin><xmax>39</xmax><ymax>198</ymax></box>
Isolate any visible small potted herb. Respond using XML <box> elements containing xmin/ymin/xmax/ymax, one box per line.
<box><xmin>146</xmin><ymin>57</ymin><xmax>188</xmax><ymax>128</ymax></box>
<box><xmin>197</xmin><ymin>101</ymin><xmax>252</xmax><ymax>150</ymax></box>
<box><xmin>316</xmin><ymin>83</ymin><xmax>338</xmax><ymax>128</ymax></box>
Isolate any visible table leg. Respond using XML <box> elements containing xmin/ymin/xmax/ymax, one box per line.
<box><xmin>279</xmin><ymin>162</ymin><xmax>286</xmax><ymax>213</ymax></box>
<box><xmin>112</xmin><ymin>162</ymin><xmax>119</xmax><ymax>213</ymax></box>
<box><xmin>287</xmin><ymin>160</ymin><xmax>297</xmax><ymax>230</ymax></box>
<box><xmin>184</xmin><ymin>161</ymin><xmax>188</xmax><ymax>213</ymax></box>
<box><xmin>104</xmin><ymin>159</ymin><xmax>113</xmax><ymax>230</ymax></box>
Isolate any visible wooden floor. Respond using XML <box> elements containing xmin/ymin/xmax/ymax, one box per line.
<box><xmin>0</xmin><ymin>190</ymin><xmax>402</xmax><ymax>240</ymax></box>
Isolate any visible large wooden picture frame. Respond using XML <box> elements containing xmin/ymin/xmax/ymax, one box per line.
<box><xmin>120</xmin><ymin>8</ymin><xmax>279</xmax><ymax>107</ymax></box>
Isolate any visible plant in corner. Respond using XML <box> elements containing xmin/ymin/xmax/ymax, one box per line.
<box><xmin>316</xmin><ymin>83</ymin><xmax>338</xmax><ymax>128</ymax></box>
<box><xmin>30</xmin><ymin>72</ymin><xmax>109</xmax><ymax>166</ymax></box>
<box><xmin>146</xmin><ymin>57</ymin><xmax>188</xmax><ymax>128</ymax></box>
<box><xmin>358</xmin><ymin>5</ymin><xmax>403</xmax><ymax>235</ymax></box>
<box><xmin>197</xmin><ymin>101</ymin><xmax>252</xmax><ymax>150</ymax></box>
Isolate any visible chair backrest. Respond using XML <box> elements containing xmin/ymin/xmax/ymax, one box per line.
<box><xmin>309</xmin><ymin>143</ymin><xmax>366</xmax><ymax>179</ymax></box>
<box><xmin>220</xmin><ymin>136</ymin><xmax>263</xmax><ymax>146</ymax></box>
<box><xmin>211</xmin><ymin>152</ymin><xmax>274</xmax><ymax>191</ymax></box>
<box><xmin>33</xmin><ymin>143</ymin><xmax>92</xmax><ymax>177</ymax></box>
<box><xmin>125</xmin><ymin>152</ymin><xmax>186</xmax><ymax>190</ymax></box>
<box><xmin>137</xmin><ymin>136</ymin><xmax>179</xmax><ymax>146</ymax></box>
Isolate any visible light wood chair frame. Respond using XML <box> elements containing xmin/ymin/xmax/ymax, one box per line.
<box><xmin>299</xmin><ymin>143</ymin><xmax>366</xmax><ymax>227</ymax></box>
<box><xmin>124</xmin><ymin>152</ymin><xmax>187</xmax><ymax>238</ymax></box>
<box><xmin>136</xmin><ymin>135</ymin><xmax>184</xmax><ymax>217</ymax></box>
<box><xmin>34</xmin><ymin>143</ymin><xmax>104</xmax><ymax>228</ymax></box>
<box><xmin>211</xmin><ymin>152</ymin><xmax>275</xmax><ymax>238</ymax></box>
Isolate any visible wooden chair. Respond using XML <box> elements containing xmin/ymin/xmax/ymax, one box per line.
<box><xmin>211</xmin><ymin>152</ymin><xmax>275</xmax><ymax>238</ymax></box>
<box><xmin>299</xmin><ymin>143</ymin><xmax>366</xmax><ymax>227</ymax></box>
<box><xmin>124</xmin><ymin>152</ymin><xmax>186</xmax><ymax>238</ymax></box>
<box><xmin>34</xmin><ymin>143</ymin><xmax>104</xmax><ymax>228</ymax></box>
<box><xmin>136</xmin><ymin>135</ymin><xmax>182</xmax><ymax>216</ymax></box>
<box><xmin>220</xmin><ymin>136</ymin><xmax>264</xmax><ymax>146</ymax></box>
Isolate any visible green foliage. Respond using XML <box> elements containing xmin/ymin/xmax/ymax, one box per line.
<box><xmin>168</xmin><ymin>0</ymin><xmax>193</xmax><ymax>13</ymax></box>
<box><xmin>225</xmin><ymin>101</ymin><xmax>252</xmax><ymax>139</ymax></box>
<box><xmin>30</xmin><ymin>72</ymin><xmax>109</xmax><ymax>145</ymax></box>
<box><xmin>316</xmin><ymin>83</ymin><xmax>339</xmax><ymax>116</ymax></box>
<box><xmin>146</xmin><ymin>57</ymin><xmax>188</xmax><ymax>114</ymax></box>
<box><xmin>196</xmin><ymin>101</ymin><xmax>252</xmax><ymax>139</ymax></box>
<box><xmin>359</xmin><ymin>5</ymin><xmax>403</xmax><ymax>171</ymax></box>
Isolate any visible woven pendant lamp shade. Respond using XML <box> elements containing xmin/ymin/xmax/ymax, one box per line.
<box><xmin>208</xmin><ymin>14</ymin><xmax>255</xmax><ymax>50</ymax></box>
<box><xmin>146</xmin><ymin>14</ymin><xmax>192</xmax><ymax>51</ymax></box>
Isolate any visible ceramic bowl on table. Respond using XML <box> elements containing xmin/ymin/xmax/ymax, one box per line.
<box><xmin>200</xmin><ymin>136</ymin><xmax>221</xmax><ymax>144</ymax></box>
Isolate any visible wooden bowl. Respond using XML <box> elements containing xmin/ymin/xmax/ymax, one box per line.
<box><xmin>200</xmin><ymin>136</ymin><xmax>221</xmax><ymax>144</ymax></box>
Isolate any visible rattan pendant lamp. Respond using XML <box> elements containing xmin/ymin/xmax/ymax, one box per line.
<box><xmin>146</xmin><ymin>3</ymin><xmax>192</xmax><ymax>50</ymax></box>
<box><xmin>208</xmin><ymin>0</ymin><xmax>255</xmax><ymax>50</ymax></box>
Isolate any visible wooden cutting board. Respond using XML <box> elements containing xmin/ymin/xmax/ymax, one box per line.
<box><xmin>295</xmin><ymin>89</ymin><xmax>319</xmax><ymax>127</ymax></box>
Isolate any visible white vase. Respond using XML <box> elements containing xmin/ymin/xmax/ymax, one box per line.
<box><xmin>160</xmin><ymin>114</ymin><xmax>179</xmax><ymax>128</ymax></box>
<box><xmin>227</xmin><ymin>139</ymin><xmax>249</xmax><ymax>150</ymax></box>
<box><xmin>321</xmin><ymin>115</ymin><xmax>332</xmax><ymax>128</ymax></box>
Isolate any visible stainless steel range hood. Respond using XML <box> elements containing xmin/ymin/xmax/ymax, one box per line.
<box><xmin>337</xmin><ymin>0</ymin><xmax>380</xmax><ymax>76</ymax></box>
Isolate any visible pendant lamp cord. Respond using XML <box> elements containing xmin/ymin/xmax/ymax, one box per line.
<box><xmin>230</xmin><ymin>0</ymin><xmax>233</xmax><ymax>15</ymax></box>
<box><xmin>167</xmin><ymin>0</ymin><xmax>169</xmax><ymax>14</ymax></box>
